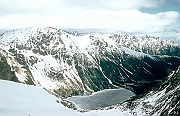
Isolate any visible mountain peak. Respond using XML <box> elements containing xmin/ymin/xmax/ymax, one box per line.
<box><xmin>1</xmin><ymin>26</ymin><xmax>180</xmax><ymax>97</ymax></box>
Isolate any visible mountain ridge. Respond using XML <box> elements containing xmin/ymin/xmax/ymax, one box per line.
<box><xmin>1</xmin><ymin>26</ymin><xmax>180</xmax><ymax>97</ymax></box>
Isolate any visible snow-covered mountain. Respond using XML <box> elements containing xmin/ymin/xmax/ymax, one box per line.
<box><xmin>0</xmin><ymin>27</ymin><xmax>180</xmax><ymax>98</ymax></box>
<box><xmin>1</xmin><ymin>26</ymin><xmax>180</xmax><ymax>115</ymax></box>
<box><xmin>107</xmin><ymin>33</ymin><xmax>180</xmax><ymax>56</ymax></box>
<box><xmin>112</xmin><ymin>66</ymin><xmax>180</xmax><ymax>116</ymax></box>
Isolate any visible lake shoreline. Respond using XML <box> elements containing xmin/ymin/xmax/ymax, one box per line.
<box><xmin>65</xmin><ymin>88</ymin><xmax>135</xmax><ymax>111</ymax></box>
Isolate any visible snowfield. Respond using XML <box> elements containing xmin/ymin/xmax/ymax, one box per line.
<box><xmin>0</xmin><ymin>80</ymin><xmax>130</xmax><ymax>116</ymax></box>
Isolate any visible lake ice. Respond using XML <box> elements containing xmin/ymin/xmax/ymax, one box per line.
<box><xmin>67</xmin><ymin>88</ymin><xmax>135</xmax><ymax>110</ymax></box>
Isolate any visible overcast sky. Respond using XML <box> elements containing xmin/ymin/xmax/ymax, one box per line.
<box><xmin>0</xmin><ymin>0</ymin><xmax>180</xmax><ymax>40</ymax></box>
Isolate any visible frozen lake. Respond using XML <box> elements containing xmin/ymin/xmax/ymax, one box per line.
<box><xmin>67</xmin><ymin>88</ymin><xmax>135</xmax><ymax>110</ymax></box>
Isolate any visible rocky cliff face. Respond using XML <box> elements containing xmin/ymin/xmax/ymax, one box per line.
<box><xmin>117</xmin><ymin>66</ymin><xmax>180</xmax><ymax>116</ymax></box>
<box><xmin>152</xmin><ymin>67</ymin><xmax>180</xmax><ymax>116</ymax></box>
<box><xmin>0</xmin><ymin>49</ymin><xmax>19</xmax><ymax>83</ymax></box>
<box><xmin>0</xmin><ymin>27</ymin><xmax>180</xmax><ymax>97</ymax></box>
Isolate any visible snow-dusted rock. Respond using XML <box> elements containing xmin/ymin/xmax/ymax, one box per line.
<box><xmin>0</xmin><ymin>27</ymin><xmax>180</xmax><ymax>97</ymax></box>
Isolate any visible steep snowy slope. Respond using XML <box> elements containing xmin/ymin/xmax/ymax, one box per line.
<box><xmin>0</xmin><ymin>80</ymin><xmax>78</xmax><ymax>116</ymax></box>
<box><xmin>0</xmin><ymin>80</ymin><xmax>131</xmax><ymax>116</ymax></box>
<box><xmin>113</xmin><ymin>66</ymin><xmax>180</xmax><ymax>116</ymax></box>
<box><xmin>0</xmin><ymin>27</ymin><xmax>180</xmax><ymax>97</ymax></box>
<box><xmin>151</xmin><ymin>66</ymin><xmax>180</xmax><ymax>115</ymax></box>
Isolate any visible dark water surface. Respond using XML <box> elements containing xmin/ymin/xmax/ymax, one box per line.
<box><xmin>67</xmin><ymin>88</ymin><xmax>135</xmax><ymax>110</ymax></box>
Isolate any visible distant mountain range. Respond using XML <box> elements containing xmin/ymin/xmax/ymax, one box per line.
<box><xmin>0</xmin><ymin>26</ymin><xmax>180</xmax><ymax>115</ymax></box>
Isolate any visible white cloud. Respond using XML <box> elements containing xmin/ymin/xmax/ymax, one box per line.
<box><xmin>0</xmin><ymin>0</ymin><xmax>164</xmax><ymax>15</ymax></box>
<box><xmin>67</xmin><ymin>0</ymin><xmax>167</xmax><ymax>10</ymax></box>
<box><xmin>0</xmin><ymin>0</ymin><xmax>179</xmax><ymax>34</ymax></box>
<box><xmin>61</xmin><ymin>0</ymin><xmax>164</xmax><ymax>10</ymax></box>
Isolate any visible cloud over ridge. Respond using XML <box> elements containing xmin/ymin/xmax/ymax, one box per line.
<box><xmin>0</xmin><ymin>0</ymin><xmax>179</xmax><ymax>36</ymax></box>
